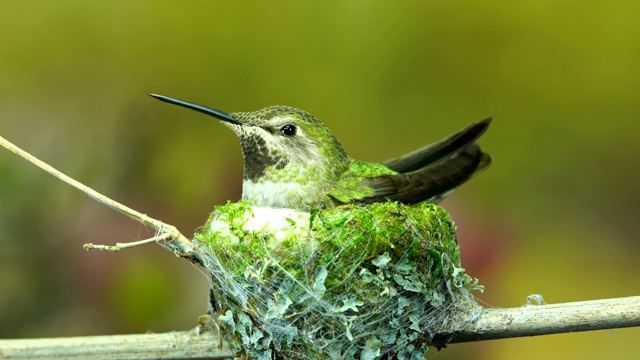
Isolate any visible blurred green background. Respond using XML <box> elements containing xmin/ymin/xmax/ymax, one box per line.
<box><xmin>0</xmin><ymin>1</ymin><xmax>638</xmax><ymax>359</ymax></box>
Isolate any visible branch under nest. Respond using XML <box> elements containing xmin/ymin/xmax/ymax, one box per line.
<box><xmin>0</xmin><ymin>296</ymin><xmax>638</xmax><ymax>359</ymax></box>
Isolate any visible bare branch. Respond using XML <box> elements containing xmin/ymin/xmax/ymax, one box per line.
<box><xmin>0</xmin><ymin>134</ymin><xmax>194</xmax><ymax>257</ymax></box>
<box><xmin>441</xmin><ymin>295</ymin><xmax>640</xmax><ymax>346</ymax></box>
<box><xmin>83</xmin><ymin>232</ymin><xmax>173</xmax><ymax>252</ymax></box>
<box><xmin>1</xmin><ymin>296</ymin><xmax>637</xmax><ymax>359</ymax></box>
<box><xmin>0</xmin><ymin>329</ymin><xmax>235</xmax><ymax>360</ymax></box>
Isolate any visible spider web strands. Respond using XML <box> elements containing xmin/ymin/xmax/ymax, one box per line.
<box><xmin>196</xmin><ymin>201</ymin><xmax>482</xmax><ymax>358</ymax></box>
<box><xmin>0</xmin><ymin>296</ymin><xmax>637</xmax><ymax>359</ymax></box>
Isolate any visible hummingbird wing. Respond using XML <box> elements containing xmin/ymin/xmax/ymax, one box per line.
<box><xmin>381</xmin><ymin>118</ymin><xmax>492</xmax><ymax>173</ymax></box>
<box><xmin>359</xmin><ymin>119</ymin><xmax>492</xmax><ymax>204</ymax></box>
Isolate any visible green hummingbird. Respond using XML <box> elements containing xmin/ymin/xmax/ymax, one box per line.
<box><xmin>150</xmin><ymin>94</ymin><xmax>491</xmax><ymax>211</ymax></box>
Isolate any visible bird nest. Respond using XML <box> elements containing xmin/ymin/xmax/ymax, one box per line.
<box><xmin>193</xmin><ymin>201</ymin><xmax>483</xmax><ymax>359</ymax></box>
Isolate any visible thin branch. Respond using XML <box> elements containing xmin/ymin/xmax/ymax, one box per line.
<box><xmin>0</xmin><ymin>134</ymin><xmax>194</xmax><ymax>257</ymax></box>
<box><xmin>442</xmin><ymin>295</ymin><xmax>640</xmax><ymax>346</ymax></box>
<box><xmin>83</xmin><ymin>232</ymin><xmax>173</xmax><ymax>252</ymax></box>
<box><xmin>0</xmin><ymin>328</ymin><xmax>235</xmax><ymax>360</ymax></box>
<box><xmin>0</xmin><ymin>296</ymin><xmax>637</xmax><ymax>359</ymax></box>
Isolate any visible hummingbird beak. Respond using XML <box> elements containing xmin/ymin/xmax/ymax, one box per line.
<box><xmin>149</xmin><ymin>94</ymin><xmax>253</xmax><ymax>127</ymax></box>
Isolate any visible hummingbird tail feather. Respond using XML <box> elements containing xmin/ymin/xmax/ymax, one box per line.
<box><xmin>361</xmin><ymin>143</ymin><xmax>490</xmax><ymax>204</ymax></box>
<box><xmin>382</xmin><ymin>118</ymin><xmax>492</xmax><ymax>173</ymax></box>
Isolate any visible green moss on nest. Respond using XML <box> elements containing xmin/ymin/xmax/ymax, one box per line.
<box><xmin>194</xmin><ymin>201</ymin><xmax>482</xmax><ymax>360</ymax></box>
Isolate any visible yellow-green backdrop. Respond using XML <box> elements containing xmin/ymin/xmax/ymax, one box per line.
<box><xmin>0</xmin><ymin>1</ymin><xmax>638</xmax><ymax>359</ymax></box>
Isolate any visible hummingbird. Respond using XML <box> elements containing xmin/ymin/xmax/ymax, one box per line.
<box><xmin>150</xmin><ymin>94</ymin><xmax>491</xmax><ymax>211</ymax></box>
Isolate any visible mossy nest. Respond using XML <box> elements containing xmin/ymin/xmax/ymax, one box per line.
<box><xmin>193</xmin><ymin>201</ymin><xmax>482</xmax><ymax>359</ymax></box>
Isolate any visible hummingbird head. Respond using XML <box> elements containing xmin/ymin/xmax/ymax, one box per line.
<box><xmin>150</xmin><ymin>94</ymin><xmax>350</xmax><ymax>210</ymax></box>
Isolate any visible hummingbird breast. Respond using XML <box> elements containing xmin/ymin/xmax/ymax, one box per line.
<box><xmin>240</xmin><ymin>145</ymin><xmax>344</xmax><ymax>209</ymax></box>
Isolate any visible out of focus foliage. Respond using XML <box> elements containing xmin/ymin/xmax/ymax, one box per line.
<box><xmin>0</xmin><ymin>1</ymin><xmax>638</xmax><ymax>359</ymax></box>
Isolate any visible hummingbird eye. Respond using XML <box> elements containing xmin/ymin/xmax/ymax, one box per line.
<box><xmin>280</xmin><ymin>124</ymin><xmax>297</xmax><ymax>137</ymax></box>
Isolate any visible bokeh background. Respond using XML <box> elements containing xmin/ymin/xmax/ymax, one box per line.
<box><xmin>1</xmin><ymin>1</ymin><xmax>638</xmax><ymax>359</ymax></box>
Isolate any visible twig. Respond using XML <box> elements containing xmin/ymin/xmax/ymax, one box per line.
<box><xmin>443</xmin><ymin>295</ymin><xmax>640</xmax><ymax>346</ymax></box>
<box><xmin>83</xmin><ymin>232</ymin><xmax>174</xmax><ymax>252</ymax></box>
<box><xmin>0</xmin><ymin>296</ymin><xmax>637</xmax><ymax>359</ymax></box>
<box><xmin>0</xmin><ymin>134</ymin><xmax>194</xmax><ymax>257</ymax></box>
<box><xmin>0</xmin><ymin>328</ymin><xmax>235</xmax><ymax>360</ymax></box>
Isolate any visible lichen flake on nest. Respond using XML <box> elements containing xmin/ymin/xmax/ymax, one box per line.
<box><xmin>193</xmin><ymin>201</ymin><xmax>483</xmax><ymax>359</ymax></box>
